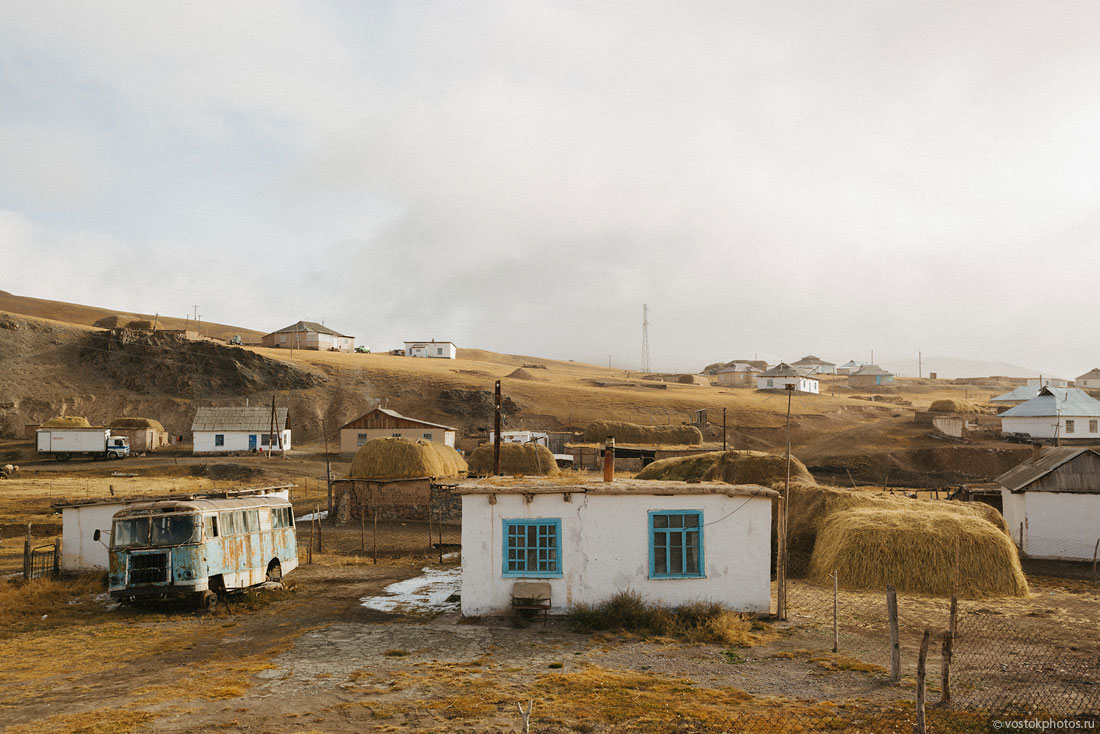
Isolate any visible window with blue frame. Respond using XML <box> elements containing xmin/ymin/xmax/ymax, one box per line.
<box><xmin>502</xmin><ymin>519</ymin><xmax>562</xmax><ymax>577</ymax></box>
<box><xmin>649</xmin><ymin>510</ymin><xmax>704</xmax><ymax>578</ymax></box>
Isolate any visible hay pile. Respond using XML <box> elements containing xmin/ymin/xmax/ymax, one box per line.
<box><xmin>506</xmin><ymin>368</ymin><xmax>537</xmax><ymax>380</ymax></box>
<box><xmin>467</xmin><ymin>442</ymin><xmax>559</xmax><ymax>477</ymax></box>
<box><xmin>350</xmin><ymin>437</ymin><xmax>467</xmax><ymax>480</ymax></box>
<box><xmin>582</xmin><ymin>420</ymin><xmax>703</xmax><ymax>445</ymax></box>
<box><xmin>110</xmin><ymin>417</ymin><xmax>166</xmax><ymax>431</ymax></box>
<box><xmin>809</xmin><ymin>508</ymin><xmax>1028</xmax><ymax>598</ymax></box>
<box><xmin>41</xmin><ymin>416</ymin><xmax>92</xmax><ymax>428</ymax></box>
<box><xmin>677</xmin><ymin>374</ymin><xmax>710</xmax><ymax>385</ymax></box>
<box><xmin>636</xmin><ymin>450</ymin><xmax>814</xmax><ymax>486</ymax></box>
<box><xmin>928</xmin><ymin>399</ymin><xmax>981</xmax><ymax>414</ymax></box>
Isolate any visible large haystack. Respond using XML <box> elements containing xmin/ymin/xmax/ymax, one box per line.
<box><xmin>676</xmin><ymin>374</ymin><xmax>711</xmax><ymax>385</ymax></box>
<box><xmin>809</xmin><ymin>508</ymin><xmax>1028</xmax><ymax>598</ymax></box>
<box><xmin>635</xmin><ymin>450</ymin><xmax>814</xmax><ymax>487</ymax></box>
<box><xmin>928</xmin><ymin>399</ymin><xmax>981</xmax><ymax>414</ymax></box>
<box><xmin>506</xmin><ymin>368</ymin><xmax>538</xmax><ymax>380</ymax></box>
<box><xmin>110</xmin><ymin>417</ymin><xmax>166</xmax><ymax>432</ymax></box>
<box><xmin>467</xmin><ymin>442</ymin><xmax>559</xmax><ymax>477</ymax></box>
<box><xmin>635</xmin><ymin>452</ymin><xmax>725</xmax><ymax>481</ymax></box>
<box><xmin>582</xmin><ymin>420</ymin><xmax>703</xmax><ymax>445</ymax></box>
<box><xmin>349</xmin><ymin>437</ymin><xmax>467</xmax><ymax>480</ymax></box>
<box><xmin>41</xmin><ymin>416</ymin><xmax>92</xmax><ymax>428</ymax></box>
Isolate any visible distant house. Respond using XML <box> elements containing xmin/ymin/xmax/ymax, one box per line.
<box><xmin>108</xmin><ymin>418</ymin><xmax>169</xmax><ymax>452</ymax></box>
<box><xmin>991</xmin><ymin>385</ymin><xmax>1042</xmax><ymax>406</ymax></box>
<box><xmin>191</xmin><ymin>407</ymin><xmax>291</xmax><ymax>454</ymax></box>
<box><xmin>404</xmin><ymin>340</ymin><xmax>457</xmax><ymax>359</ymax></box>
<box><xmin>847</xmin><ymin>365</ymin><xmax>895</xmax><ymax>388</ymax></box>
<box><xmin>996</xmin><ymin>447</ymin><xmax>1100</xmax><ymax>561</ymax></box>
<box><xmin>756</xmin><ymin>363</ymin><xmax>819</xmax><ymax>394</ymax></box>
<box><xmin>488</xmin><ymin>431</ymin><xmax>549</xmax><ymax>447</ymax></box>
<box><xmin>1077</xmin><ymin>369</ymin><xmax>1100</xmax><ymax>389</ymax></box>
<box><xmin>262</xmin><ymin>321</ymin><xmax>353</xmax><ymax>352</ymax></box>
<box><xmin>999</xmin><ymin>387</ymin><xmax>1100</xmax><ymax>442</ymax></box>
<box><xmin>714</xmin><ymin>363</ymin><xmax>761</xmax><ymax>387</ymax></box>
<box><xmin>836</xmin><ymin>360</ymin><xmax>864</xmax><ymax>376</ymax></box>
<box><xmin>790</xmin><ymin>355</ymin><xmax>836</xmax><ymax>375</ymax></box>
<box><xmin>1027</xmin><ymin>377</ymin><xmax>1069</xmax><ymax>389</ymax></box>
<box><xmin>339</xmin><ymin>408</ymin><xmax>456</xmax><ymax>453</ymax></box>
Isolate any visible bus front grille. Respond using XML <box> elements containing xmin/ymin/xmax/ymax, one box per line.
<box><xmin>130</xmin><ymin>552</ymin><xmax>169</xmax><ymax>584</ymax></box>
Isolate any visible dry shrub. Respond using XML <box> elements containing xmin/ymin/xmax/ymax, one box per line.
<box><xmin>466</xmin><ymin>442</ymin><xmax>559</xmax><ymax>477</ymax></box>
<box><xmin>635</xmin><ymin>450</ymin><xmax>813</xmax><ymax>487</ymax></box>
<box><xmin>0</xmin><ymin>574</ymin><xmax>105</xmax><ymax>630</ymax></box>
<box><xmin>39</xmin><ymin>416</ymin><xmax>92</xmax><ymax>428</ymax></box>
<box><xmin>582</xmin><ymin>420</ymin><xmax>703</xmax><ymax>446</ymax></box>
<box><xmin>109</xmin><ymin>417</ymin><xmax>166</xmax><ymax>431</ymax></box>
<box><xmin>928</xmin><ymin>398</ymin><xmax>981</xmax><ymax>414</ymax></box>
<box><xmin>809</xmin><ymin>507</ymin><xmax>1029</xmax><ymax>598</ymax></box>
<box><xmin>349</xmin><ymin>437</ymin><xmax>467</xmax><ymax>480</ymax></box>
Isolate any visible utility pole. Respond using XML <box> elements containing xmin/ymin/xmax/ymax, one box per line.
<box><xmin>268</xmin><ymin>394</ymin><xmax>277</xmax><ymax>457</ymax></box>
<box><xmin>778</xmin><ymin>382</ymin><xmax>794</xmax><ymax>621</ymax></box>
<box><xmin>493</xmin><ymin>380</ymin><xmax>502</xmax><ymax>476</ymax></box>
<box><xmin>323</xmin><ymin>417</ymin><xmax>332</xmax><ymax>525</ymax></box>
<box><xmin>641</xmin><ymin>304</ymin><xmax>651</xmax><ymax>373</ymax></box>
<box><xmin>722</xmin><ymin>407</ymin><xmax>727</xmax><ymax>451</ymax></box>
<box><xmin>918</xmin><ymin>351</ymin><xmax>922</xmax><ymax>379</ymax></box>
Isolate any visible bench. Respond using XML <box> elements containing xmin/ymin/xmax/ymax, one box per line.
<box><xmin>511</xmin><ymin>581</ymin><xmax>551</xmax><ymax>626</ymax></box>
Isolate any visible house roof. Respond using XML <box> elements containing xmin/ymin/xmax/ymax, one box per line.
<box><xmin>716</xmin><ymin>362</ymin><xmax>760</xmax><ymax>374</ymax></box>
<box><xmin>266</xmin><ymin>321</ymin><xmax>352</xmax><ymax>338</ymax></box>
<box><xmin>994</xmin><ymin>447</ymin><xmax>1100</xmax><ymax>493</ymax></box>
<box><xmin>1078</xmin><ymin>368</ymin><xmax>1100</xmax><ymax>381</ymax></box>
<box><xmin>839</xmin><ymin>360</ymin><xmax>864</xmax><ymax>368</ymax></box>
<box><xmin>850</xmin><ymin>365</ymin><xmax>892</xmax><ymax>377</ymax></box>
<box><xmin>340</xmin><ymin>407</ymin><xmax>456</xmax><ymax>432</ymax></box>
<box><xmin>792</xmin><ymin>355</ymin><xmax>835</xmax><ymax>367</ymax></box>
<box><xmin>991</xmin><ymin>385</ymin><xmax>1041</xmax><ymax>403</ymax></box>
<box><xmin>404</xmin><ymin>340</ymin><xmax>457</xmax><ymax>346</ymax></box>
<box><xmin>760</xmin><ymin>362</ymin><xmax>814</xmax><ymax>378</ymax></box>
<box><xmin>191</xmin><ymin>406</ymin><xmax>288</xmax><ymax>432</ymax></box>
<box><xmin>999</xmin><ymin>387</ymin><xmax>1100</xmax><ymax>418</ymax></box>
<box><xmin>455</xmin><ymin>478</ymin><xmax>778</xmax><ymax>498</ymax></box>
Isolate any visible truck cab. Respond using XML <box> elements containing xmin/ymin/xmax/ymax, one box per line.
<box><xmin>107</xmin><ymin>436</ymin><xmax>130</xmax><ymax>459</ymax></box>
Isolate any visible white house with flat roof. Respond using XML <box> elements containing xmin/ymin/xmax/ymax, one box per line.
<box><xmin>404</xmin><ymin>341</ymin><xmax>457</xmax><ymax>359</ymax></box>
<box><xmin>457</xmin><ymin>478</ymin><xmax>776</xmax><ymax>616</ymax></box>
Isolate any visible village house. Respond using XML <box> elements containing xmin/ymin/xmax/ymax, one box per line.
<box><xmin>790</xmin><ymin>355</ymin><xmax>836</xmax><ymax>375</ymax></box>
<box><xmin>991</xmin><ymin>385</ymin><xmax>1042</xmax><ymax>407</ymax></box>
<box><xmin>191</xmin><ymin>406</ymin><xmax>291</xmax><ymax>454</ymax></box>
<box><xmin>847</xmin><ymin>365</ymin><xmax>895</xmax><ymax>388</ymax></box>
<box><xmin>714</xmin><ymin>362</ymin><xmax>761</xmax><ymax>387</ymax></box>
<box><xmin>108</xmin><ymin>418</ymin><xmax>170</xmax><ymax>452</ymax></box>
<box><xmin>339</xmin><ymin>408</ymin><xmax>456</xmax><ymax>453</ymax></box>
<box><xmin>457</xmin><ymin>478</ymin><xmax>776</xmax><ymax>616</ymax></box>
<box><xmin>996</xmin><ymin>447</ymin><xmax>1100</xmax><ymax>561</ymax></box>
<box><xmin>261</xmin><ymin>321</ymin><xmax>354</xmax><ymax>352</ymax></box>
<box><xmin>1076</xmin><ymin>369</ymin><xmax>1100</xmax><ymax>389</ymax></box>
<box><xmin>836</xmin><ymin>360</ymin><xmax>864</xmax><ymax>376</ymax></box>
<box><xmin>999</xmin><ymin>387</ymin><xmax>1100</xmax><ymax>442</ymax></box>
<box><xmin>756</xmin><ymin>363</ymin><xmax>820</xmax><ymax>394</ymax></box>
<box><xmin>1028</xmin><ymin>376</ymin><xmax>1070</xmax><ymax>389</ymax></box>
<box><xmin>404</xmin><ymin>340</ymin><xmax>457</xmax><ymax>359</ymax></box>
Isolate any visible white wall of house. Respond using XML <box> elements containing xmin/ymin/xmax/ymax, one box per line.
<box><xmin>1001</xmin><ymin>416</ymin><xmax>1100</xmax><ymax>440</ymax></box>
<box><xmin>1001</xmin><ymin>490</ymin><xmax>1100</xmax><ymax>560</ymax></box>
<box><xmin>340</xmin><ymin>427</ymin><xmax>455</xmax><ymax>453</ymax></box>
<box><xmin>756</xmin><ymin>375</ymin><xmax>819</xmax><ymax>394</ymax></box>
<box><xmin>488</xmin><ymin>431</ymin><xmax>549</xmax><ymax>447</ymax></box>
<box><xmin>460</xmin><ymin>491</ymin><xmax>773</xmax><ymax>616</ymax></box>
<box><xmin>193</xmin><ymin>429</ymin><xmax>292</xmax><ymax>454</ymax></box>
<box><xmin>1079</xmin><ymin>378</ymin><xmax>1100</xmax><ymax>389</ymax></box>
<box><xmin>1027</xmin><ymin>377</ymin><xmax>1069</xmax><ymax>388</ymax></box>
<box><xmin>404</xmin><ymin>342</ymin><xmax>457</xmax><ymax>359</ymax></box>
<box><xmin>61</xmin><ymin>503</ymin><xmax>125</xmax><ymax>571</ymax></box>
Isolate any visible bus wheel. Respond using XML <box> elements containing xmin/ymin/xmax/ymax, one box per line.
<box><xmin>266</xmin><ymin>560</ymin><xmax>282</xmax><ymax>582</ymax></box>
<box><xmin>195</xmin><ymin>591</ymin><xmax>217</xmax><ymax>610</ymax></box>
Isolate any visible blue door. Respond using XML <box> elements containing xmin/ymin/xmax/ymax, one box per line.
<box><xmin>249</xmin><ymin>434</ymin><xmax>257</xmax><ymax>450</ymax></box>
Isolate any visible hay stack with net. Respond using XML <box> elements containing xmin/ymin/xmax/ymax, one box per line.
<box><xmin>41</xmin><ymin>416</ymin><xmax>92</xmax><ymax>428</ymax></box>
<box><xmin>582</xmin><ymin>420</ymin><xmax>703</xmax><ymax>445</ymax></box>
<box><xmin>809</xmin><ymin>507</ymin><xmax>1028</xmax><ymax>598</ymax></box>
<box><xmin>110</xmin><ymin>417</ymin><xmax>166</xmax><ymax>432</ymax></box>
<box><xmin>928</xmin><ymin>399</ymin><xmax>981</xmax><ymax>414</ymax></box>
<box><xmin>467</xmin><ymin>442</ymin><xmax>559</xmax><ymax>476</ymax></box>
<box><xmin>349</xmin><ymin>437</ymin><xmax>467</xmax><ymax>480</ymax></box>
<box><xmin>635</xmin><ymin>450</ymin><xmax>814</xmax><ymax>486</ymax></box>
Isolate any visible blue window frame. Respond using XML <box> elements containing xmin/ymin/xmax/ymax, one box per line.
<box><xmin>502</xmin><ymin>519</ymin><xmax>562</xmax><ymax>577</ymax></box>
<box><xmin>649</xmin><ymin>510</ymin><xmax>704</xmax><ymax>579</ymax></box>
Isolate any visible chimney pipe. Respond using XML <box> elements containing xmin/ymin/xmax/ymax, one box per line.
<box><xmin>603</xmin><ymin>436</ymin><xmax>615</xmax><ymax>482</ymax></box>
<box><xmin>1031</xmin><ymin>443</ymin><xmax>1043</xmax><ymax>461</ymax></box>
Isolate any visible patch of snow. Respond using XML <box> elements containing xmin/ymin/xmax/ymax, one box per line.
<box><xmin>442</xmin><ymin>552</ymin><xmax>459</xmax><ymax>560</ymax></box>
<box><xmin>360</xmin><ymin>567</ymin><xmax>461</xmax><ymax>613</ymax></box>
<box><xmin>295</xmin><ymin>510</ymin><xmax>328</xmax><ymax>522</ymax></box>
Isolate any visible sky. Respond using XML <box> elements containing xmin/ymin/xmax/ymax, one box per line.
<box><xmin>3</xmin><ymin>2</ymin><xmax>1100</xmax><ymax>378</ymax></box>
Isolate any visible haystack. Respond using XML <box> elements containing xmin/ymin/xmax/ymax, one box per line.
<box><xmin>110</xmin><ymin>417</ymin><xmax>166</xmax><ymax>432</ymax></box>
<box><xmin>635</xmin><ymin>450</ymin><xmax>814</xmax><ymax>486</ymax></box>
<box><xmin>928</xmin><ymin>399</ymin><xmax>981</xmax><ymax>414</ymax></box>
<box><xmin>635</xmin><ymin>452</ymin><xmax>725</xmax><ymax>482</ymax></box>
<box><xmin>809</xmin><ymin>508</ymin><xmax>1028</xmax><ymax>598</ymax></box>
<box><xmin>676</xmin><ymin>374</ymin><xmax>711</xmax><ymax>385</ymax></box>
<box><xmin>466</xmin><ymin>442</ymin><xmax>559</xmax><ymax>477</ymax></box>
<box><xmin>506</xmin><ymin>368</ymin><xmax>537</xmax><ymax>380</ymax></box>
<box><xmin>582</xmin><ymin>420</ymin><xmax>702</xmax><ymax>445</ymax></box>
<box><xmin>350</xmin><ymin>437</ymin><xmax>467</xmax><ymax>480</ymax></box>
<box><xmin>41</xmin><ymin>416</ymin><xmax>92</xmax><ymax>428</ymax></box>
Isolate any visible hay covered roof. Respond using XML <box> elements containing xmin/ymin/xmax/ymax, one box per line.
<box><xmin>110</xmin><ymin>417</ymin><xmax>167</xmax><ymax>431</ymax></box>
<box><xmin>456</xmin><ymin>477</ymin><xmax>777</xmax><ymax>498</ymax></box>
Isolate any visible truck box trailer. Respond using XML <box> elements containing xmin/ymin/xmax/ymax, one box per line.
<box><xmin>36</xmin><ymin>428</ymin><xmax>130</xmax><ymax>461</ymax></box>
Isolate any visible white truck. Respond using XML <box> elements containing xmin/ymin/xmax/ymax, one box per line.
<box><xmin>36</xmin><ymin>428</ymin><xmax>130</xmax><ymax>461</ymax></box>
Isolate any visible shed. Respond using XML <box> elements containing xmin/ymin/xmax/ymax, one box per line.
<box><xmin>339</xmin><ymin>408</ymin><xmax>456</xmax><ymax>454</ymax></box>
<box><xmin>404</xmin><ymin>340</ymin><xmax>457</xmax><ymax>359</ymax></box>
<box><xmin>1076</xmin><ymin>369</ymin><xmax>1100</xmax><ymax>389</ymax></box>
<box><xmin>847</xmin><ymin>365</ymin><xmax>895</xmax><ymax>388</ymax></box>
<box><xmin>996</xmin><ymin>447</ymin><xmax>1100</xmax><ymax>561</ymax></box>
<box><xmin>999</xmin><ymin>387</ymin><xmax>1100</xmax><ymax>442</ymax></box>
<box><xmin>109</xmin><ymin>418</ymin><xmax>170</xmax><ymax>452</ymax></box>
<box><xmin>191</xmin><ymin>406</ymin><xmax>291</xmax><ymax>454</ymax></box>
<box><xmin>457</xmin><ymin>478</ymin><xmax>776</xmax><ymax>616</ymax></box>
<box><xmin>991</xmin><ymin>385</ymin><xmax>1042</xmax><ymax>406</ymax></box>
<box><xmin>261</xmin><ymin>321</ymin><xmax>354</xmax><ymax>352</ymax></box>
<box><xmin>756</xmin><ymin>363</ymin><xmax>819</xmax><ymax>394</ymax></box>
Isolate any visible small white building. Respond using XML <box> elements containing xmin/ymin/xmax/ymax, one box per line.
<box><xmin>339</xmin><ymin>408</ymin><xmax>456</xmax><ymax>454</ymax></box>
<box><xmin>790</xmin><ymin>355</ymin><xmax>836</xmax><ymax>375</ymax></box>
<box><xmin>404</xmin><ymin>340</ymin><xmax>457</xmax><ymax>359</ymax></box>
<box><xmin>458</xmin><ymin>478</ymin><xmax>776</xmax><ymax>616</ymax></box>
<box><xmin>999</xmin><ymin>387</ymin><xmax>1100</xmax><ymax>442</ymax></box>
<box><xmin>756</xmin><ymin>363</ymin><xmax>819</xmax><ymax>394</ymax></box>
<box><xmin>1027</xmin><ymin>376</ymin><xmax>1069</xmax><ymax>389</ymax></box>
<box><xmin>191</xmin><ymin>406</ymin><xmax>291</xmax><ymax>454</ymax></box>
<box><xmin>996</xmin><ymin>447</ymin><xmax>1100</xmax><ymax>561</ymax></box>
<box><xmin>1076</xmin><ymin>369</ymin><xmax>1100</xmax><ymax>389</ymax></box>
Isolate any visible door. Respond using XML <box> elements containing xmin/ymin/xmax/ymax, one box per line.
<box><xmin>249</xmin><ymin>434</ymin><xmax>257</xmax><ymax>450</ymax></box>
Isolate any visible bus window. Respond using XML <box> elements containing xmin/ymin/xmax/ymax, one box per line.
<box><xmin>245</xmin><ymin>510</ymin><xmax>259</xmax><ymax>532</ymax></box>
<box><xmin>151</xmin><ymin>515</ymin><xmax>199</xmax><ymax>545</ymax></box>
<box><xmin>272</xmin><ymin>507</ymin><xmax>291</xmax><ymax>529</ymax></box>
<box><xmin>113</xmin><ymin>517</ymin><xmax>150</xmax><ymax>548</ymax></box>
<box><xmin>204</xmin><ymin>515</ymin><xmax>218</xmax><ymax>538</ymax></box>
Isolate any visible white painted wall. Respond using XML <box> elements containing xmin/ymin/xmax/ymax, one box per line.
<box><xmin>460</xmin><ymin>492</ymin><xmax>773</xmax><ymax>616</ymax></box>
<box><xmin>1001</xmin><ymin>490</ymin><xmax>1025</xmax><ymax>548</ymax></box>
<box><xmin>1080</xmin><ymin>378</ymin><xmax>1100</xmax><ymax>389</ymax></box>
<box><xmin>756</xmin><ymin>375</ymin><xmax>819</xmax><ymax>394</ymax></box>
<box><xmin>61</xmin><ymin>503</ymin><xmax>126</xmax><ymax>571</ymax></box>
<box><xmin>1027</xmin><ymin>378</ymin><xmax>1069</xmax><ymax>388</ymax></box>
<box><xmin>1001</xmin><ymin>416</ymin><xmax>1100</xmax><ymax>440</ymax></box>
<box><xmin>404</xmin><ymin>342</ymin><xmax>457</xmax><ymax>359</ymax></box>
<box><xmin>193</xmin><ymin>429</ymin><xmax>292</xmax><ymax>453</ymax></box>
<box><xmin>1009</xmin><ymin>491</ymin><xmax>1100</xmax><ymax>561</ymax></box>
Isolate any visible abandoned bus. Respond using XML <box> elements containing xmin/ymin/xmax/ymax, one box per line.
<box><xmin>106</xmin><ymin>495</ymin><xmax>297</xmax><ymax>606</ymax></box>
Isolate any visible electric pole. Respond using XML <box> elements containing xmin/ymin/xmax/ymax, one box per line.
<box><xmin>641</xmin><ymin>304</ymin><xmax>651</xmax><ymax>373</ymax></box>
<box><xmin>493</xmin><ymin>380</ymin><xmax>502</xmax><ymax>476</ymax></box>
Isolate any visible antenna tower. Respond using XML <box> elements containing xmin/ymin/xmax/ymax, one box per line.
<box><xmin>641</xmin><ymin>304</ymin><xmax>651</xmax><ymax>373</ymax></box>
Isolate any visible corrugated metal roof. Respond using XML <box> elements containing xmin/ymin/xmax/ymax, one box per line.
<box><xmin>266</xmin><ymin>321</ymin><xmax>351</xmax><ymax>338</ymax></box>
<box><xmin>376</xmin><ymin>408</ymin><xmax>456</xmax><ymax>431</ymax></box>
<box><xmin>999</xmin><ymin>387</ymin><xmax>1100</xmax><ymax>418</ymax></box>
<box><xmin>851</xmin><ymin>364</ymin><xmax>892</xmax><ymax>376</ymax></box>
<box><xmin>716</xmin><ymin>362</ymin><xmax>760</xmax><ymax>374</ymax></box>
<box><xmin>792</xmin><ymin>355</ymin><xmax>835</xmax><ymax>366</ymax></box>
<box><xmin>994</xmin><ymin>447</ymin><xmax>1100</xmax><ymax>492</ymax></box>
<box><xmin>991</xmin><ymin>385</ymin><xmax>1041</xmax><ymax>403</ymax></box>
<box><xmin>760</xmin><ymin>362</ymin><xmax>809</xmax><ymax>377</ymax></box>
<box><xmin>191</xmin><ymin>406</ymin><xmax>288</xmax><ymax>432</ymax></box>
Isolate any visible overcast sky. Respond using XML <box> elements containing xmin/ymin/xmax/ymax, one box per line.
<box><xmin>3</xmin><ymin>2</ymin><xmax>1099</xmax><ymax>378</ymax></box>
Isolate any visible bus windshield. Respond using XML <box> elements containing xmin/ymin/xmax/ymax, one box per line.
<box><xmin>113</xmin><ymin>514</ymin><xmax>199</xmax><ymax>548</ymax></box>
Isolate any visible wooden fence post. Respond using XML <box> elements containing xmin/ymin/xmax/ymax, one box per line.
<box><xmin>915</xmin><ymin>628</ymin><xmax>930</xmax><ymax>733</ymax></box>
<box><xmin>373</xmin><ymin>510</ymin><xmax>378</xmax><ymax>565</ymax></box>
<box><xmin>887</xmin><ymin>585</ymin><xmax>900</xmax><ymax>683</ymax></box>
<box><xmin>949</xmin><ymin>594</ymin><xmax>958</xmax><ymax>640</ymax></box>
<box><xmin>315</xmin><ymin>505</ymin><xmax>322</xmax><ymax>553</ymax></box>
<box><xmin>23</xmin><ymin>523</ymin><xmax>31</xmax><ymax>580</ymax></box>
<box><xmin>360</xmin><ymin>510</ymin><xmax>365</xmax><ymax>553</ymax></box>
<box><xmin>832</xmin><ymin>569</ymin><xmax>839</xmax><ymax>653</ymax></box>
<box><xmin>1092</xmin><ymin>539</ymin><xmax>1100</xmax><ymax>581</ymax></box>
<box><xmin>939</xmin><ymin>629</ymin><xmax>953</xmax><ymax>707</ymax></box>
<box><xmin>53</xmin><ymin>539</ymin><xmax>61</xmax><ymax>577</ymax></box>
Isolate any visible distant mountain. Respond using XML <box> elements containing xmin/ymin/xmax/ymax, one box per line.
<box><xmin>877</xmin><ymin>354</ymin><xmax>1054</xmax><ymax>380</ymax></box>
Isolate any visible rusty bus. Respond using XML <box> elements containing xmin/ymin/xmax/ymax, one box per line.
<box><xmin>104</xmin><ymin>495</ymin><xmax>298</xmax><ymax>607</ymax></box>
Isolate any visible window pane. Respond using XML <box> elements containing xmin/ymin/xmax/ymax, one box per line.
<box><xmin>654</xmin><ymin>533</ymin><xmax>667</xmax><ymax>575</ymax></box>
<box><xmin>670</xmin><ymin>532</ymin><xmax>683</xmax><ymax>574</ymax></box>
<box><xmin>653</xmin><ymin>514</ymin><xmax>668</xmax><ymax>528</ymax></box>
<box><xmin>670</xmin><ymin>515</ymin><xmax>683</xmax><ymax>528</ymax></box>
<box><xmin>684</xmin><ymin>514</ymin><xmax>699</xmax><ymax>528</ymax></box>
<box><xmin>685</xmin><ymin>530</ymin><xmax>700</xmax><ymax>573</ymax></box>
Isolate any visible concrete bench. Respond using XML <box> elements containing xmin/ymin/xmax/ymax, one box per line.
<box><xmin>511</xmin><ymin>581</ymin><xmax>551</xmax><ymax>625</ymax></box>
